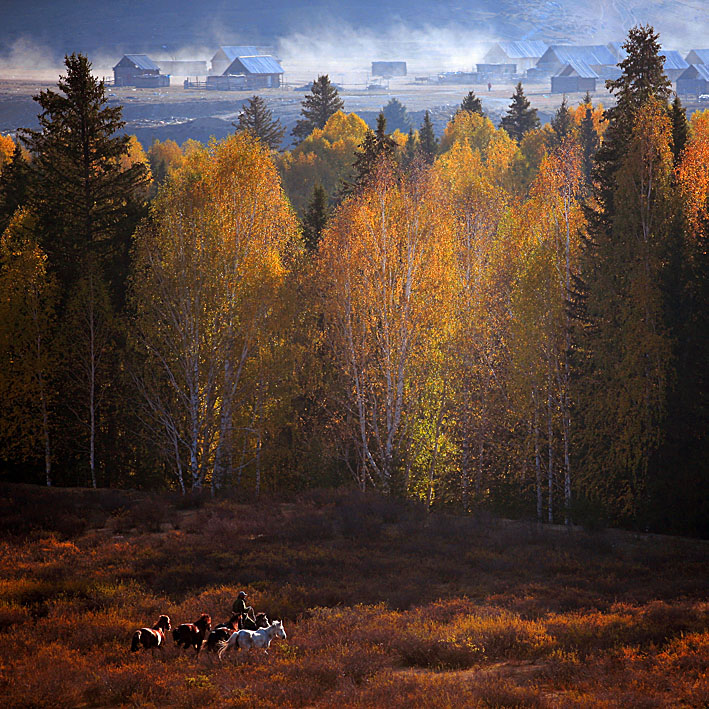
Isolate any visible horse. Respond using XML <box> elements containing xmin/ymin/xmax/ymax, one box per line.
<box><xmin>206</xmin><ymin>612</ymin><xmax>269</xmax><ymax>653</ymax></box>
<box><xmin>130</xmin><ymin>615</ymin><xmax>171</xmax><ymax>652</ymax></box>
<box><xmin>172</xmin><ymin>613</ymin><xmax>211</xmax><ymax>653</ymax></box>
<box><xmin>218</xmin><ymin>620</ymin><xmax>286</xmax><ymax>660</ymax></box>
<box><xmin>239</xmin><ymin>611</ymin><xmax>270</xmax><ymax>631</ymax></box>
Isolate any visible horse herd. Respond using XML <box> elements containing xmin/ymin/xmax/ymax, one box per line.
<box><xmin>130</xmin><ymin>612</ymin><xmax>287</xmax><ymax>660</ymax></box>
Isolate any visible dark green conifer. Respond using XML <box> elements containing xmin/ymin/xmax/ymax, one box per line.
<box><xmin>500</xmin><ymin>82</ymin><xmax>540</xmax><ymax>142</ymax></box>
<box><xmin>382</xmin><ymin>97</ymin><xmax>412</xmax><ymax>133</ymax></box>
<box><xmin>550</xmin><ymin>95</ymin><xmax>574</xmax><ymax>147</ymax></box>
<box><xmin>0</xmin><ymin>143</ymin><xmax>30</xmax><ymax>233</ymax></box>
<box><xmin>459</xmin><ymin>90</ymin><xmax>483</xmax><ymax>115</ymax></box>
<box><xmin>292</xmin><ymin>75</ymin><xmax>344</xmax><ymax>142</ymax></box>
<box><xmin>235</xmin><ymin>95</ymin><xmax>286</xmax><ymax>150</ymax></box>
<box><xmin>351</xmin><ymin>112</ymin><xmax>397</xmax><ymax>188</ymax></box>
<box><xmin>579</xmin><ymin>101</ymin><xmax>599</xmax><ymax>183</ymax></box>
<box><xmin>301</xmin><ymin>184</ymin><xmax>329</xmax><ymax>251</ymax></box>
<box><xmin>418</xmin><ymin>110</ymin><xmax>438</xmax><ymax>163</ymax></box>
<box><xmin>669</xmin><ymin>94</ymin><xmax>688</xmax><ymax>165</ymax></box>
<box><xmin>19</xmin><ymin>53</ymin><xmax>148</xmax><ymax>303</ymax></box>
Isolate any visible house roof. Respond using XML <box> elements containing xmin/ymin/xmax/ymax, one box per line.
<box><xmin>496</xmin><ymin>41</ymin><xmax>548</xmax><ymax>59</ymax></box>
<box><xmin>216</xmin><ymin>46</ymin><xmax>261</xmax><ymax>61</ymax></box>
<box><xmin>116</xmin><ymin>54</ymin><xmax>160</xmax><ymax>71</ymax></box>
<box><xmin>607</xmin><ymin>41</ymin><xmax>627</xmax><ymax>60</ymax></box>
<box><xmin>662</xmin><ymin>50</ymin><xmax>689</xmax><ymax>71</ymax></box>
<box><xmin>679</xmin><ymin>63</ymin><xmax>709</xmax><ymax>81</ymax></box>
<box><xmin>540</xmin><ymin>45</ymin><xmax>617</xmax><ymax>67</ymax></box>
<box><xmin>556</xmin><ymin>60</ymin><xmax>599</xmax><ymax>79</ymax></box>
<box><xmin>686</xmin><ymin>49</ymin><xmax>709</xmax><ymax>64</ymax></box>
<box><xmin>225</xmin><ymin>55</ymin><xmax>284</xmax><ymax>75</ymax></box>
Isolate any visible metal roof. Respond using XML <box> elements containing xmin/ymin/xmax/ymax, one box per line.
<box><xmin>118</xmin><ymin>54</ymin><xmax>160</xmax><ymax>71</ymax></box>
<box><xmin>497</xmin><ymin>41</ymin><xmax>548</xmax><ymax>59</ymax></box>
<box><xmin>607</xmin><ymin>42</ymin><xmax>627</xmax><ymax>60</ymax></box>
<box><xmin>662</xmin><ymin>50</ymin><xmax>689</xmax><ymax>71</ymax></box>
<box><xmin>218</xmin><ymin>46</ymin><xmax>261</xmax><ymax>61</ymax></box>
<box><xmin>540</xmin><ymin>45</ymin><xmax>617</xmax><ymax>67</ymax></box>
<box><xmin>686</xmin><ymin>49</ymin><xmax>709</xmax><ymax>64</ymax></box>
<box><xmin>556</xmin><ymin>60</ymin><xmax>599</xmax><ymax>79</ymax></box>
<box><xmin>679</xmin><ymin>63</ymin><xmax>709</xmax><ymax>81</ymax></box>
<box><xmin>225</xmin><ymin>55</ymin><xmax>284</xmax><ymax>75</ymax></box>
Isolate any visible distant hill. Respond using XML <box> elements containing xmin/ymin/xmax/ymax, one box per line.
<box><xmin>1</xmin><ymin>0</ymin><xmax>707</xmax><ymax>76</ymax></box>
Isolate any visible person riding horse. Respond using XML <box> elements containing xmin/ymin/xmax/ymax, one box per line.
<box><xmin>232</xmin><ymin>590</ymin><xmax>255</xmax><ymax>623</ymax></box>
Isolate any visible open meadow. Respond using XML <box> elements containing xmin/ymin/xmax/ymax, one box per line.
<box><xmin>0</xmin><ymin>483</ymin><xmax>707</xmax><ymax>708</ymax></box>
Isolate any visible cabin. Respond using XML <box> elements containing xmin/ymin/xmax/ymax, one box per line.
<box><xmin>371</xmin><ymin>61</ymin><xmax>407</xmax><ymax>77</ymax></box>
<box><xmin>156</xmin><ymin>60</ymin><xmax>208</xmax><ymax>77</ymax></box>
<box><xmin>222</xmin><ymin>55</ymin><xmax>284</xmax><ymax>88</ymax></box>
<box><xmin>535</xmin><ymin>45</ymin><xmax>617</xmax><ymax>77</ymax></box>
<box><xmin>482</xmin><ymin>41</ymin><xmax>548</xmax><ymax>73</ymax></box>
<box><xmin>676</xmin><ymin>64</ymin><xmax>709</xmax><ymax>96</ymax></box>
<box><xmin>211</xmin><ymin>46</ymin><xmax>261</xmax><ymax>75</ymax></box>
<box><xmin>685</xmin><ymin>49</ymin><xmax>709</xmax><ymax>65</ymax></box>
<box><xmin>606</xmin><ymin>41</ymin><xmax>627</xmax><ymax>61</ymax></box>
<box><xmin>551</xmin><ymin>61</ymin><xmax>598</xmax><ymax>93</ymax></box>
<box><xmin>113</xmin><ymin>55</ymin><xmax>169</xmax><ymax>87</ymax></box>
<box><xmin>661</xmin><ymin>51</ymin><xmax>689</xmax><ymax>81</ymax></box>
<box><xmin>476</xmin><ymin>63</ymin><xmax>516</xmax><ymax>77</ymax></box>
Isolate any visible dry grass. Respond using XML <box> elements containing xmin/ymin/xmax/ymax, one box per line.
<box><xmin>0</xmin><ymin>484</ymin><xmax>707</xmax><ymax>707</ymax></box>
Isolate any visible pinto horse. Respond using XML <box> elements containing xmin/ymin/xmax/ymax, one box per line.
<box><xmin>172</xmin><ymin>613</ymin><xmax>211</xmax><ymax>653</ymax></box>
<box><xmin>131</xmin><ymin>615</ymin><xmax>171</xmax><ymax>652</ymax></box>
<box><xmin>206</xmin><ymin>612</ymin><xmax>269</xmax><ymax>653</ymax></box>
<box><xmin>218</xmin><ymin>620</ymin><xmax>286</xmax><ymax>660</ymax></box>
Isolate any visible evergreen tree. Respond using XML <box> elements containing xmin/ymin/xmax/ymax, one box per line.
<box><xmin>302</xmin><ymin>183</ymin><xmax>329</xmax><ymax>251</ymax></box>
<box><xmin>403</xmin><ymin>127</ymin><xmax>418</xmax><ymax>168</ymax></box>
<box><xmin>0</xmin><ymin>143</ymin><xmax>30</xmax><ymax>233</ymax></box>
<box><xmin>292</xmin><ymin>75</ymin><xmax>344</xmax><ymax>142</ymax></box>
<box><xmin>351</xmin><ymin>112</ymin><xmax>397</xmax><ymax>188</ymax></box>
<box><xmin>19</xmin><ymin>53</ymin><xmax>148</xmax><ymax>304</ymax></box>
<box><xmin>578</xmin><ymin>26</ymin><xmax>676</xmax><ymax>527</ymax></box>
<box><xmin>381</xmin><ymin>97</ymin><xmax>412</xmax><ymax>133</ymax></box>
<box><xmin>579</xmin><ymin>98</ymin><xmax>599</xmax><ymax>183</ymax></box>
<box><xmin>459</xmin><ymin>90</ymin><xmax>484</xmax><ymax>115</ymax></box>
<box><xmin>235</xmin><ymin>95</ymin><xmax>286</xmax><ymax>150</ymax></box>
<box><xmin>549</xmin><ymin>95</ymin><xmax>574</xmax><ymax>147</ymax></box>
<box><xmin>669</xmin><ymin>94</ymin><xmax>688</xmax><ymax>165</ymax></box>
<box><xmin>500</xmin><ymin>82</ymin><xmax>540</xmax><ymax>142</ymax></box>
<box><xmin>418</xmin><ymin>110</ymin><xmax>438</xmax><ymax>163</ymax></box>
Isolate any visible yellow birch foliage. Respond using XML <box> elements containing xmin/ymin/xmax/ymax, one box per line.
<box><xmin>279</xmin><ymin>111</ymin><xmax>369</xmax><ymax>213</ymax></box>
<box><xmin>678</xmin><ymin>110</ymin><xmax>709</xmax><ymax>234</ymax></box>
<box><xmin>0</xmin><ymin>133</ymin><xmax>15</xmax><ymax>171</ymax></box>
<box><xmin>131</xmin><ymin>132</ymin><xmax>298</xmax><ymax>490</ymax></box>
<box><xmin>318</xmin><ymin>164</ymin><xmax>459</xmax><ymax>492</ymax></box>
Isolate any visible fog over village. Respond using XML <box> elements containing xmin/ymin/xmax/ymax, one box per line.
<box><xmin>0</xmin><ymin>1</ymin><xmax>707</xmax><ymax>707</ymax></box>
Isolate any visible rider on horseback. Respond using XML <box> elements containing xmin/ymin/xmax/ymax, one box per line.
<box><xmin>232</xmin><ymin>590</ymin><xmax>256</xmax><ymax>623</ymax></box>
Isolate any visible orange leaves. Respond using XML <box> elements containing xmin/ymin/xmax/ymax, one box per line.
<box><xmin>678</xmin><ymin>109</ymin><xmax>709</xmax><ymax>235</ymax></box>
<box><xmin>0</xmin><ymin>133</ymin><xmax>14</xmax><ymax>171</ymax></box>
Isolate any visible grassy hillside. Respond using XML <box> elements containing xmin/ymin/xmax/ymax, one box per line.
<box><xmin>0</xmin><ymin>483</ymin><xmax>707</xmax><ymax>707</ymax></box>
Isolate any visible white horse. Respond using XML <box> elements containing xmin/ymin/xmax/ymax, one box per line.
<box><xmin>218</xmin><ymin>619</ymin><xmax>286</xmax><ymax>659</ymax></box>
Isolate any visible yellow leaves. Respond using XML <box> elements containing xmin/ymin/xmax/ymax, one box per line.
<box><xmin>679</xmin><ymin>109</ymin><xmax>709</xmax><ymax>234</ymax></box>
<box><xmin>0</xmin><ymin>133</ymin><xmax>14</xmax><ymax>171</ymax></box>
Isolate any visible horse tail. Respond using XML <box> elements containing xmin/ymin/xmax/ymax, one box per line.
<box><xmin>216</xmin><ymin>639</ymin><xmax>229</xmax><ymax>661</ymax></box>
<box><xmin>131</xmin><ymin>630</ymin><xmax>142</xmax><ymax>652</ymax></box>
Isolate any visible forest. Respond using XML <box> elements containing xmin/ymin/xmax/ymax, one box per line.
<box><xmin>0</xmin><ymin>25</ymin><xmax>706</xmax><ymax>537</ymax></box>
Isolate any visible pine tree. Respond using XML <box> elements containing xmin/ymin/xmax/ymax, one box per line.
<box><xmin>459</xmin><ymin>90</ymin><xmax>483</xmax><ymax>115</ymax></box>
<box><xmin>579</xmin><ymin>100</ymin><xmax>599</xmax><ymax>183</ymax></box>
<box><xmin>351</xmin><ymin>113</ymin><xmax>397</xmax><ymax>188</ymax></box>
<box><xmin>549</xmin><ymin>96</ymin><xmax>574</xmax><ymax>147</ymax></box>
<box><xmin>235</xmin><ymin>95</ymin><xmax>286</xmax><ymax>150</ymax></box>
<box><xmin>292</xmin><ymin>75</ymin><xmax>345</xmax><ymax>142</ymax></box>
<box><xmin>669</xmin><ymin>94</ymin><xmax>688</xmax><ymax>165</ymax></box>
<box><xmin>0</xmin><ymin>143</ymin><xmax>30</xmax><ymax>233</ymax></box>
<box><xmin>418</xmin><ymin>110</ymin><xmax>438</xmax><ymax>163</ymax></box>
<box><xmin>500</xmin><ymin>82</ymin><xmax>540</xmax><ymax>142</ymax></box>
<box><xmin>403</xmin><ymin>127</ymin><xmax>418</xmax><ymax>168</ymax></box>
<box><xmin>19</xmin><ymin>53</ymin><xmax>148</xmax><ymax>303</ymax></box>
<box><xmin>382</xmin><ymin>97</ymin><xmax>412</xmax><ymax>133</ymax></box>
<box><xmin>578</xmin><ymin>26</ymin><xmax>676</xmax><ymax>526</ymax></box>
<box><xmin>302</xmin><ymin>183</ymin><xmax>329</xmax><ymax>251</ymax></box>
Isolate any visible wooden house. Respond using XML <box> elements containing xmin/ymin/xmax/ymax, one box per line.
<box><xmin>536</xmin><ymin>45</ymin><xmax>617</xmax><ymax>77</ymax></box>
<box><xmin>210</xmin><ymin>46</ymin><xmax>261</xmax><ymax>75</ymax></box>
<box><xmin>676</xmin><ymin>63</ymin><xmax>709</xmax><ymax>96</ymax></box>
<box><xmin>551</xmin><ymin>61</ymin><xmax>598</xmax><ymax>93</ymax></box>
<box><xmin>113</xmin><ymin>55</ymin><xmax>169</xmax><ymax>87</ymax></box>
<box><xmin>481</xmin><ymin>41</ymin><xmax>548</xmax><ymax>73</ymax></box>
<box><xmin>685</xmin><ymin>49</ymin><xmax>709</xmax><ymax>65</ymax></box>
<box><xmin>662</xmin><ymin>51</ymin><xmax>689</xmax><ymax>81</ymax></box>
<box><xmin>223</xmin><ymin>55</ymin><xmax>284</xmax><ymax>88</ymax></box>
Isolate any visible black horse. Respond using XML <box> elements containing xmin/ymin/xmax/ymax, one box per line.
<box><xmin>172</xmin><ymin>613</ymin><xmax>211</xmax><ymax>653</ymax></box>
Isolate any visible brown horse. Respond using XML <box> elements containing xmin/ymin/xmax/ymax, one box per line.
<box><xmin>172</xmin><ymin>613</ymin><xmax>211</xmax><ymax>653</ymax></box>
<box><xmin>131</xmin><ymin>615</ymin><xmax>171</xmax><ymax>651</ymax></box>
<box><xmin>206</xmin><ymin>612</ymin><xmax>269</xmax><ymax>652</ymax></box>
